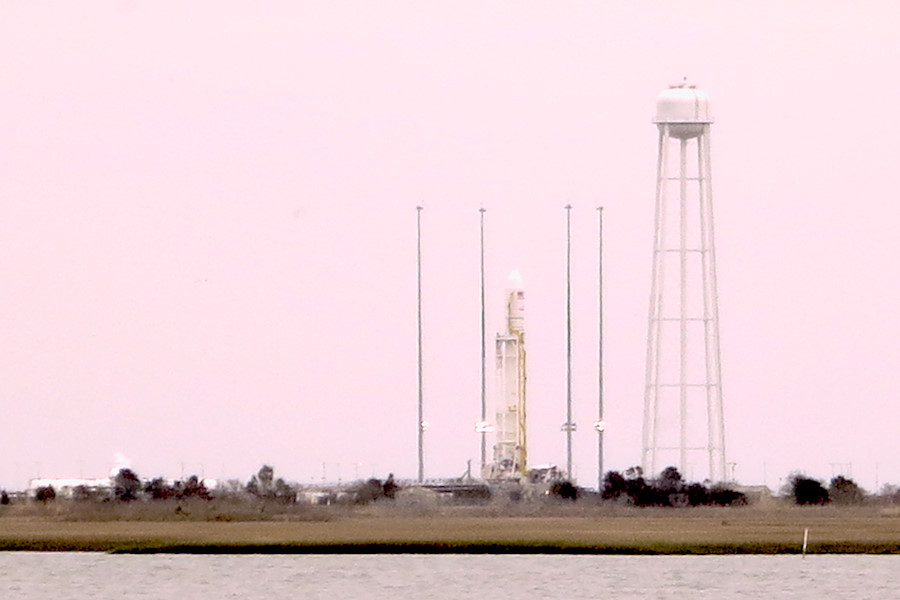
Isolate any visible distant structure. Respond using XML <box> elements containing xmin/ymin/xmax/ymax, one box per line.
<box><xmin>27</xmin><ymin>478</ymin><xmax>110</xmax><ymax>499</ymax></box>
<box><xmin>642</xmin><ymin>81</ymin><xmax>726</xmax><ymax>482</ymax></box>
<box><xmin>485</xmin><ymin>270</ymin><xmax>527</xmax><ymax>479</ymax></box>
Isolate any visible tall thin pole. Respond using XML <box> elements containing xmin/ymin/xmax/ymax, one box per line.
<box><xmin>596</xmin><ymin>206</ymin><xmax>605</xmax><ymax>492</ymax></box>
<box><xmin>679</xmin><ymin>138</ymin><xmax>689</xmax><ymax>476</ymax></box>
<box><xmin>565</xmin><ymin>204</ymin><xmax>574</xmax><ymax>480</ymax></box>
<box><xmin>416</xmin><ymin>205</ymin><xmax>424</xmax><ymax>483</ymax></box>
<box><xmin>479</xmin><ymin>207</ymin><xmax>487</xmax><ymax>474</ymax></box>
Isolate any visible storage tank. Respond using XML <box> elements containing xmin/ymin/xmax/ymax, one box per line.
<box><xmin>653</xmin><ymin>81</ymin><xmax>713</xmax><ymax>139</ymax></box>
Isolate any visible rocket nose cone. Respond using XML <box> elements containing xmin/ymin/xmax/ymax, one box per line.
<box><xmin>508</xmin><ymin>269</ymin><xmax>523</xmax><ymax>288</ymax></box>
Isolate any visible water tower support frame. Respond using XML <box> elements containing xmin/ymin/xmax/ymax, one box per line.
<box><xmin>642</xmin><ymin>104</ymin><xmax>726</xmax><ymax>483</ymax></box>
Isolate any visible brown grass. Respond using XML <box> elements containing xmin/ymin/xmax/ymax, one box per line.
<box><xmin>1</xmin><ymin>502</ymin><xmax>898</xmax><ymax>553</ymax></box>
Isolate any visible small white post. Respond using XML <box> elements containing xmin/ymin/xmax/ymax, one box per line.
<box><xmin>802</xmin><ymin>528</ymin><xmax>809</xmax><ymax>557</ymax></box>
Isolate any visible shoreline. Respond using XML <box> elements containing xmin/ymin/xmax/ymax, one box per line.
<box><xmin>5</xmin><ymin>542</ymin><xmax>900</xmax><ymax>555</ymax></box>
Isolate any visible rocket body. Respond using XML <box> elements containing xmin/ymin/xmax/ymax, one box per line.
<box><xmin>487</xmin><ymin>271</ymin><xmax>527</xmax><ymax>479</ymax></box>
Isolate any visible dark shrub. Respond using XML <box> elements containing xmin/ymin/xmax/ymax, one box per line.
<box><xmin>114</xmin><ymin>468</ymin><xmax>142</xmax><ymax>502</ymax></box>
<box><xmin>145</xmin><ymin>477</ymin><xmax>174</xmax><ymax>500</ymax></box>
<box><xmin>601</xmin><ymin>471</ymin><xmax>627</xmax><ymax>500</ymax></box>
<box><xmin>383</xmin><ymin>473</ymin><xmax>398</xmax><ymax>499</ymax></box>
<box><xmin>550</xmin><ymin>481</ymin><xmax>579</xmax><ymax>501</ymax></box>
<box><xmin>686</xmin><ymin>482</ymin><xmax>712</xmax><ymax>506</ymax></box>
<box><xmin>656</xmin><ymin>466</ymin><xmax>684</xmax><ymax>493</ymax></box>
<box><xmin>35</xmin><ymin>485</ymin><xmax>56</xmax><ymax>503</ymax></box>
<box><xmin>180</xmin><ymin>475</ymin><xmax>212</xmax><ymax>500</ymax></box>
<box><xmin>828</xmin><ymin>476</ymin><xmax>865</xmax><ymax>505</ymax></box>
<box><xmin>710</xmin><ymin>486</ymin><xmax>747</xmax><ymax>506</ymax></box>
<box><xmin>790</xmin><ymin>474</ymin><xmax>829</xmax><ymax>505</ymax></box>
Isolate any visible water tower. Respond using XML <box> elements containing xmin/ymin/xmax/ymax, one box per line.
<box><xmin>642</xmin><ymin>81</ymin><xmax>726</xmax><ymax>483</ymax></box>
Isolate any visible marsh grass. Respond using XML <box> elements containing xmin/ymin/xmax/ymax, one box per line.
<box><xmin>1</xmin><ymin>498</ymin><xmax>337</xmax><ymax>522</ymax></box>
<box><xmin>1</xmin><ymin>501</ymin><xmax>898</xmax><ymax>554</ymax></box>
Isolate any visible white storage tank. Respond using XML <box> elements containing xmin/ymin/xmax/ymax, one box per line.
<box><xmin>654</xmin><ymin>82</ymin><xmax>713</xmax><ymax>139</ymax></box>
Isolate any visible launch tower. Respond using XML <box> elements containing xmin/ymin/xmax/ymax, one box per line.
<box><xmin>487</xmin><ymin>270</ymin><xmax>527</xmax><ymax>479</ymax></box>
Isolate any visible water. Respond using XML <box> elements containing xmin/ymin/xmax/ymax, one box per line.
<box><xmin>1</xmin><ymin>553</ymin><xmax>897</xmax><ymax>599</ymax></box>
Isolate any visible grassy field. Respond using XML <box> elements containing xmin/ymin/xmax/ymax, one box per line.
<box><xmin>1</xmin><ymin>502</ymin><xmax>899</xmax><ymax>553</ymax></box>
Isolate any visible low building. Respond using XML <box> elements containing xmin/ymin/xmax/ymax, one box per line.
<box><xmin>27</xmin><ymin>478</ymin><xmax>111</xmax><ymax>499</ymax></box>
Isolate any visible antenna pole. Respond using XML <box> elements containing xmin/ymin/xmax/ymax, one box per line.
<box><xmin>597</xmin><ymin>206</ymin><xmax>605</xmax><ymax>492</ymax></box>
<box><xmin>416</xmin><ymin>205</ymin><xmax>424</xmax><ymax>483</ymax></box>
<box><xmin>479</xmin><ymin>207</ymin><xmax>487</xmax><ymax>474</ymax></box>
<box><xmin>565</xmin><ymin>204</ymin><xmax>574</xmax><ymax>480</ymax></box>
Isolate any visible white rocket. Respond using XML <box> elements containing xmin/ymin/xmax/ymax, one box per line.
<box><xmin>487</xmin><ymin>270</ymin><xmax>528</xmax><ymax>479</ymax></box>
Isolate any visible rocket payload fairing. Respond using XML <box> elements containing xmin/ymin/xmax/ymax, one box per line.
<box><xmin>486</xmin><ymin>270</ymin><xmax>527</xmax><ymax>479</ymax></box>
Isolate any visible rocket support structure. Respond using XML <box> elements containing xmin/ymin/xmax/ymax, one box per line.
<box><xmin>487</xmin><ymin>271</ymin><xmax>527</xmax><ymax>479</ymax></box>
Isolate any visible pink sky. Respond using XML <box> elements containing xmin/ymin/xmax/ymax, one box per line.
<box><xmin>1</xmin><ymin>1</ymin><xmax>898</xmax><ymax>491</ymax></box>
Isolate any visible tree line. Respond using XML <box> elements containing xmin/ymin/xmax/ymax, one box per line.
<box><xmin>23</xmin><ymin>464</ymin><xmax>398</xmax><ymax>506</ymax></box>
<box><xmin>786</xmin><ymin>473</ymin><xmax>867</xmax><ymax>505</ymax></box>
<box><xmin>547</xmin><ymin>467</ymin><xmax>885</xmax><ymax>507</ymax></box>
<box><xmin>591</xmin><ymin>466</ymin><xmax>747</xmax><ymax>507</ymax></box>
<box><xmin>11</xmin><ymin>464</ymin><xmax>895</xmax><ymax>507</ymax></box>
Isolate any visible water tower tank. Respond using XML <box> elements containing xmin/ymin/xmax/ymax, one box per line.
<box><xmin>654</xmin><ymin>82</ymin><xmax>712</xmax><ymax>139</ymax></box>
